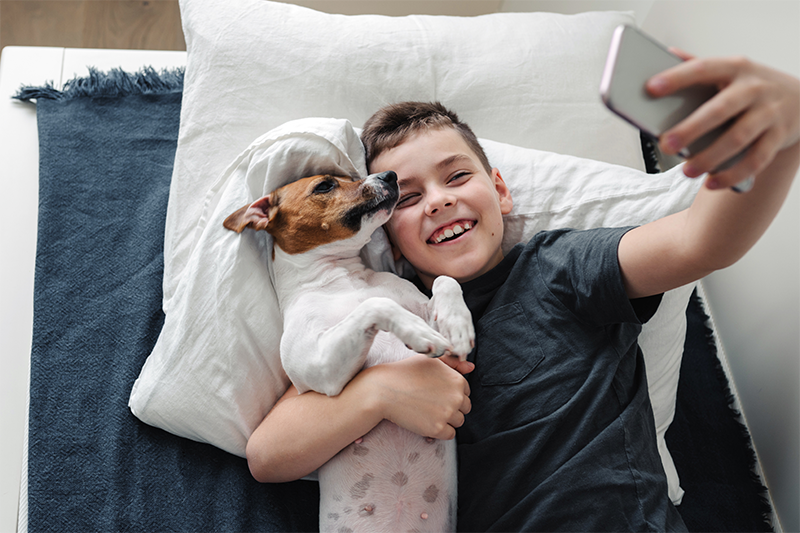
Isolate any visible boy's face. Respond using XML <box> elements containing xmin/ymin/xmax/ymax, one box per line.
<box><xmin>371</xmin><ymin>128</ymin><xmax>513</xmax><ymax>288</ymax></box>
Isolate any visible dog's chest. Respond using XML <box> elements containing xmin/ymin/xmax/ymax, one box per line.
<box><xmin>333</xmin><ymin>269</ymin><xmax>427</xmax><ymax>311</ymax></box>
<box><xmin>289</xmin><ymin>269</ymin><xmax>430</xmax><ymax>332</ymax></box>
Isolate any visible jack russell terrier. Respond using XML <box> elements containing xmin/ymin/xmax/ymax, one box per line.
<box><xmin>223</xmin><ymin>170</ymin><xmax>474</xmax><ymax>532</ymax></box>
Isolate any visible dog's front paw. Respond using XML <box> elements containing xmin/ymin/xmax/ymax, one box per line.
<box><xmin>435</xmin><ymin>311</ymin><xmax>475</xmax><ymax>360</ymax></box>
<box><xmin>430</xmin><ymin>277</ymin><xmax>475</xmax><ymax>360</ymax></box>
<box><xmin>398</xmin><ymin>315</ymin><xmax>453</xmax><ymax>358</ymax></box>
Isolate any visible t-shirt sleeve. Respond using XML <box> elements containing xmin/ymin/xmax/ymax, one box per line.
<box><xmin>530</xmin><ymin>227</ymin><xmax>645</xmax><ymax>326</ymax></box>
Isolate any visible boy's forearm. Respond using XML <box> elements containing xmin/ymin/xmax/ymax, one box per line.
<box><xmin>245</xmin><ymin>355</ymin><xmax>472</xmax><ymax>483</ymax></box>
<box><xmin>246</xmin><ymin>369</ymin><xmax>384</xmax><ymax>483</ymax></box>
<box><xmin>621</xmin><ymin>141</ymin><xmax>799</xmax><ymax>298</ymax></box>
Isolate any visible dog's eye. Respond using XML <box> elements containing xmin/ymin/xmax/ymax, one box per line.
<box><xmin>312</xmin><ymin>180</ymin><xmax>337</xmax><ymax>195</ymax></box>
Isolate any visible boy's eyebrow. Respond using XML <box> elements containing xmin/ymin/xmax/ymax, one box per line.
<box><xmin>395</xmin><ymin>154</ymin><xmax>475</xmax><ymax>189</ymax></box>
<box><xmin>437</xmin><ymin>154</ymin><xmax>473</xmax><ymax>170</ymax></box>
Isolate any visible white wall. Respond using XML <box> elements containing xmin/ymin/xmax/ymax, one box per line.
<box><xmin>641</xmin><ymin>3</ymin><xmax>799</xmax><ymax>532</ymax></box>
<box><xmin>502</xmin><ymin>0</ymin><xmax>655</xmax><ymax>22</ymax></box>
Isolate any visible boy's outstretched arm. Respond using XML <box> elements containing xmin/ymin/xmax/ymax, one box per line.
<box><xmin>246</xmin><ymin>354</ymin><xmax>472</xmax><ymax>483</ymax></box>
<box><xmin>619</xmin><ymin>55</ymin><xmax>800</xmax><ymax>299</ymax></box>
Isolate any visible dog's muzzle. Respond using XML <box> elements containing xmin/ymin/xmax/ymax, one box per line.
<box><xmin>341</xmin><ymin>171</ymin><xmax>399</xmax><ymax>231</ymax></box>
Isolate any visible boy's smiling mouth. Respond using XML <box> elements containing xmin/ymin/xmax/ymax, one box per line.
<box><xmin>428</xmin><ymin>220</ymin><xmax>476</xmax><ymax>244</ymax></box>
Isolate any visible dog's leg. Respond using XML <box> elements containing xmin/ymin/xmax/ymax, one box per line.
<box><xmin>283</xmin><ymin>297</ymin><xmax>453</xmax><ymax>397</ymax></box>
<box><xmin>429</xmin><ymin>276</ymin><xmax>475</xmax><ymax>360</ymax></box>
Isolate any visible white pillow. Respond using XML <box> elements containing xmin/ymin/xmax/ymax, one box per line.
<box><xmin>131</xmin><ymin>117</ymin><xmax>367</xmax><ymax>456</ymax></box>
<box><xmin>131</xmin><ymin>0</ymin><xmax>694</xmax><ymax>505</ymax></box>
<box><xmin>161</xmin><ymin>0</ymin><xmax>645</xmax><ymax>308</ymax></box>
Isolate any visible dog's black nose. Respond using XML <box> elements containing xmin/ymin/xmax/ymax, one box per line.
<box><xmin>373</xmin><ymin>170</ymin><xmax>397</xmax><ymax>185</ymax></box>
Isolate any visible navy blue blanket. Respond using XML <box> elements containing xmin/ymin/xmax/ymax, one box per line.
<box><xmin>16</xmin><ymin>69</ymin><xmax>769</xmax><ymax>532</ymax></box>
<box><xmin>18</xmin><ymin>69</ymin><xmax>318</xmax><ymax>532</ymax></box>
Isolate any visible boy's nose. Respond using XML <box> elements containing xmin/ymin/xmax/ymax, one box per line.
<box><xmin>425</xmin><ymin>192</ymin><xmax>455</xmax><ymax>216</ymax></box>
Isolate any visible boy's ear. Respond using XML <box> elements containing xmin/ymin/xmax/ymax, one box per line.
<box><xmin>492</xmin><ymin>168</ymin><xmax>514</xmax><ymax>215</ymax></box>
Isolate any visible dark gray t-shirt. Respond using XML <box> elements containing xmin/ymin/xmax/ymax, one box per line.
<box><xmin>453</xmin><ymin>227</ymin><xmax>685</xmax><ymax>532</ymax></box>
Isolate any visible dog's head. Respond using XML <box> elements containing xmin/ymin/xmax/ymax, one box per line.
<box><xmin>223</xmin><ymin>171</ymin><xmax>398</xmax><ymax>255</ymax></box>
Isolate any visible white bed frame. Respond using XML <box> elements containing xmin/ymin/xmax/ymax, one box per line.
<box><xmin>1</xmin><ymin>3</ymin><xmax>797</xmax><ymax>531</ymax></box>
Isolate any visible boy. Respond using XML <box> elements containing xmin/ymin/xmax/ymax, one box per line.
<box><xmin>246</xmin><ymin>53</ymin><xmax>799</xmax><ymax>531</ymax></box>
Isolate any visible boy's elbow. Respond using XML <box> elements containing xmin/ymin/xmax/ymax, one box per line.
<box><xmin>711</xmin><ymin>253</ymin><xmax>742</xmax><ymax>272</ymax></box>
<box><xmin>679</xmin><ymin>227</ymin><xmax>751</xmax><ymax>279</ymax></box>
<box><xmin>246</xmin><ymin>440</ymin><xmax>271</xmax><ymax>483</ymax></box>
<box><xmin>693</xmin><ymin>245</ymin><xmax>746</xmax><ymax>275</ymax></box>
<box><xmin>246</xmin><ymin>437</ymin><xmax>287</xmax><ymax>483</ymax></box>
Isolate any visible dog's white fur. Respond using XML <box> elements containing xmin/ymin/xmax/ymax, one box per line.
<box><xmin>225</xmin><ymin>171</ymin><xmax>474</xmax><ymax>532</ymax></box>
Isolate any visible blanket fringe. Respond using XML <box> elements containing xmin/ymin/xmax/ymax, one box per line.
<box><xmin>694</xmin><ymin>291</ymin><xmax>774</xmax><ymax>530</ymax></box>
<box><xmin>13</xmin><ymin>66</ymin><xmax>184</xmax><ymax>102</ymax></box>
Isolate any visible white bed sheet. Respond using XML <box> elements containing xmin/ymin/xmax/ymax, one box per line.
<box><xmin>0</xmin><ymin>45</ymin><xmax>186</xmax><ymax>533</ymax></box>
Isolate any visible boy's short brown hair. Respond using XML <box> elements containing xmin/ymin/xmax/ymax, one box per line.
<box><xmin>361</xmin><ymin>101</ymin><xmax>492</xmax><ymax>174</ymax></box>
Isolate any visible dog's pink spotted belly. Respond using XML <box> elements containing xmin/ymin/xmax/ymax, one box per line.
<box><xmin>319</xmin><ymin>419</ymin><xmax>456</xmax><ymax>532</ymax></box>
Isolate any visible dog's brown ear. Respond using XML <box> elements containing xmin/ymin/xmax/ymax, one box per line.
<box><xmin>223</xmin><ymin>195</ymin><xmax>276</xmax><ymax>233</ymax></box>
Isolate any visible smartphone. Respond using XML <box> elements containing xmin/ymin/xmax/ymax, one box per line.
<box><xmin>600</xmin><ymin>25</ymin><xmax>753</xmax><ymax>192</ymax></box>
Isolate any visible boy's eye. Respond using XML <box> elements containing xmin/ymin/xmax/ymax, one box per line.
<box><xmin>448</xmin><ymin>171</ymin><xmax>470</xmax><ymax>183</ymax></box>
<box><xmin>396</xmin><ymin>193</ymin><xmax>420</xmax><ymax>208</ymax></box>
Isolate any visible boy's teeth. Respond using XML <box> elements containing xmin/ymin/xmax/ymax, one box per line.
<box><xmin>434</xmin><ymin>222</ymin><xmax>472</xmax><ymax>243</ymax></box>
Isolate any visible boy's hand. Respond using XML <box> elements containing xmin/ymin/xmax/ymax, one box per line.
<box><xmin>647</xmin><ymin>50</ymin><xmax>800</xmax><ymax>190</ymax></box>
<box><xmin>372</xmin><ymin>354</ymin><xmax>473</xmax><ymax>440</ymax></box>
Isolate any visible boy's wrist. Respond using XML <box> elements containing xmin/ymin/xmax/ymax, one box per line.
<box><xmin>349</xmin><ymin>364</ymin><xmax>392</xmax><ymax>423</ymax></box>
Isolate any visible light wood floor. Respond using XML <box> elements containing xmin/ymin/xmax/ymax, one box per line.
<box><xmin>0</xmin><ymin>0</ymin><xmax>185</xmax><ymax>52</ymax></box>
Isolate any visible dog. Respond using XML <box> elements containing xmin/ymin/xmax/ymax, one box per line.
<box><xmin>223</xmin><ymin>170</ymin><xmax>474</xmax><ymax>532</ymax></box>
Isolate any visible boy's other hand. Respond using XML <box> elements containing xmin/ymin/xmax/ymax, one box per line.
<box><xmin>372</xmin><ymin>354</ymin><xmax>472</xmax><ymax>440</ymax></box>
<box><xmin>647</xmin><ymin>51</ymin><xmax>800</xmax><ymax>190</ymax></box>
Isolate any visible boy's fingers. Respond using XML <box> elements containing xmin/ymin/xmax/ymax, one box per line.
<box><xmin>647</xmin><ymin>56</ymin><xmax>741</xmax><ymax>97</ymax></box>
<box><xmin>645</xmin><ymin>54</ymin><xmax>798</xmax><ymax>189</ymax></box>
<box><xmin>440</xmin><ymin>354</ymin><xmax>475</xmax><ymax>375</ymax></box>
<box><xmin>705</xmin><ymin>128</ymin><xmax>782</xmax><ymax>189</ymax></box>
<box><xmin>448</xmin><ymin>409</ymin><xmax>465</xmax><ymax>429</ymax></box>
<box><xmin>660</xmin><ymin>83</ymin><xmax>753</xmax><ymax>158</ymax></box>
<box><xmin>681</xmin><ymin>94</ymin><xmax>768</xmax><ymax>175</ymax></box>
<box><xmin>656</xmin><ymin>59</ymin><xmax>773</xmax><ymax>159</ymax></box>
<box><xmin>461</xmin><ymin>395</ymin><xmax>472</xmax><ymax>415</ymax></box>
<box><xmin>433</xmin><ymin>426</ymin><xmax>456</xmax><ymax>441</ymax></box>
